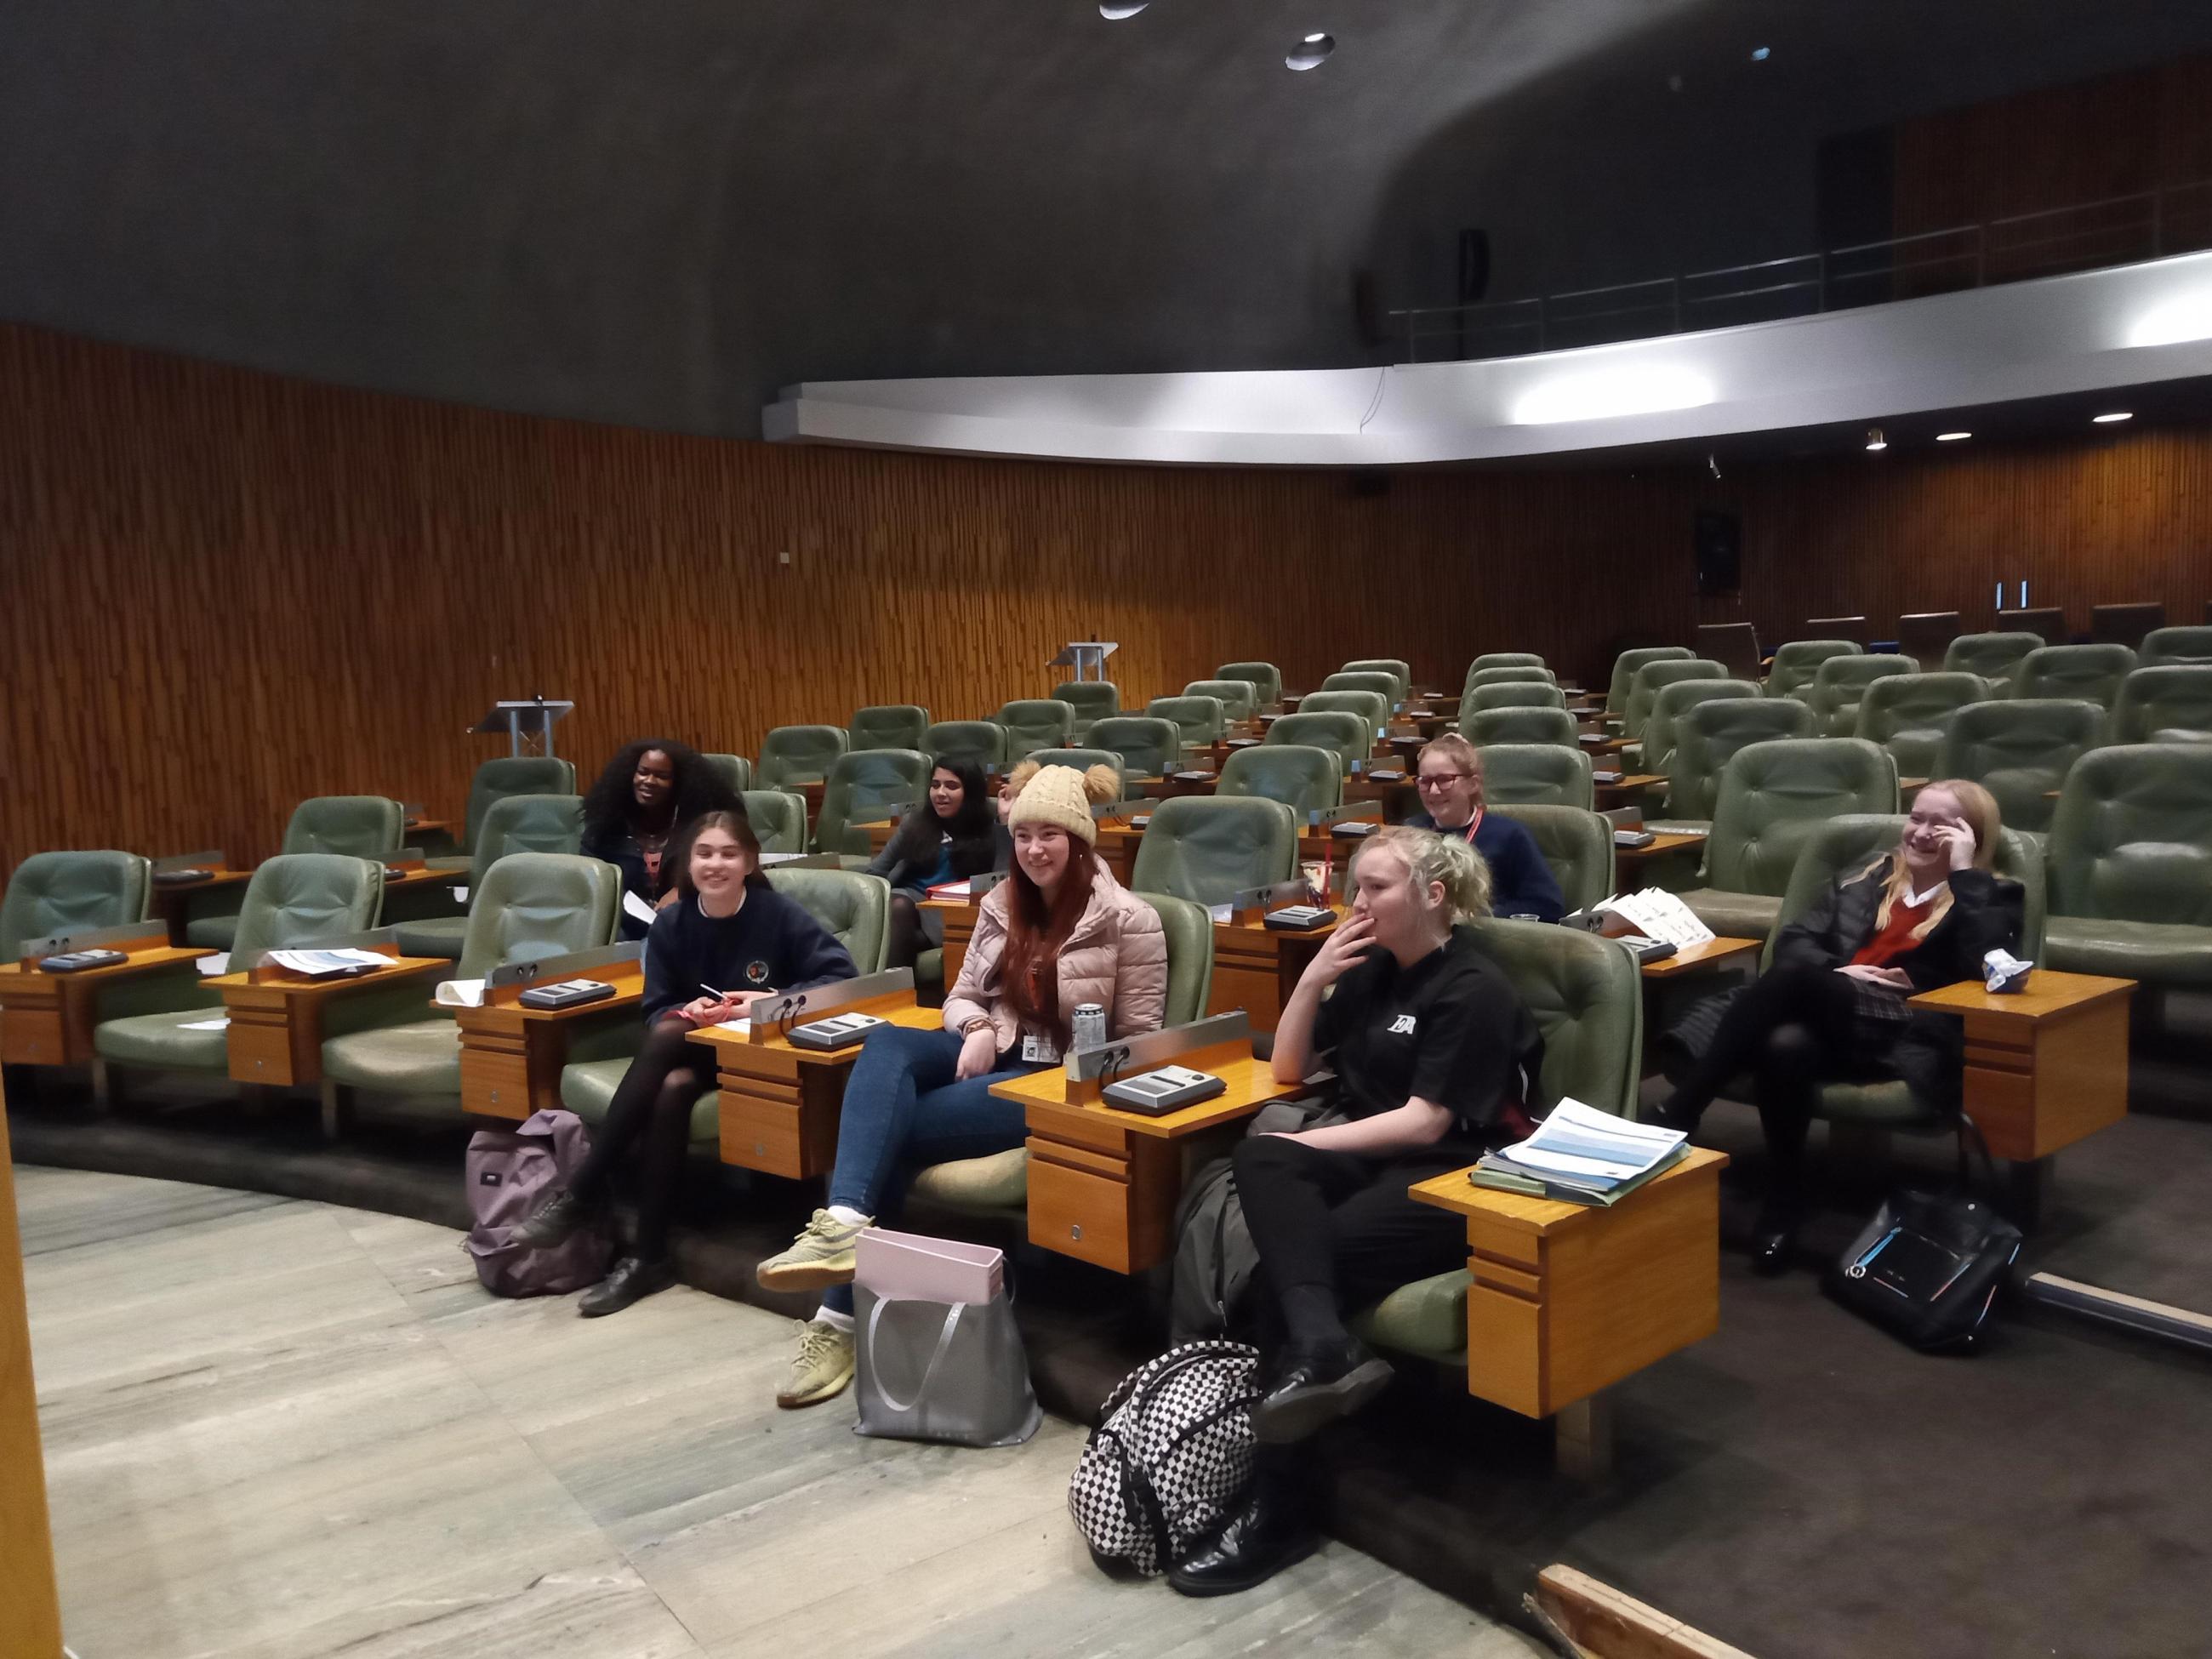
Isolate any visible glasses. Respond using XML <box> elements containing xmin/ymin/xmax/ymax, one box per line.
<box><xmin>1416</xmin><ymin>772</ymin><xmax>1473</xmax><ymax>790</ymax></box>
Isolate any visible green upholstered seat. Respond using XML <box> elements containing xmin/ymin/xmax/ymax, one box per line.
<box><xmin>1641</xmin><ymin>679</ymin><xmax>1759</xmax><ymax>777</ymax></box>
<box><xmin>1665</xmin><ymin>698</ymin><xmax>1815</xmax><ymax>821</ymax></box>
<box><xmin>1217</xmin><ymin>744</ymin><xmax>1343</xmax><ymax>818</ymax></box>
<box><xmin>2015</xmin><ymin>644</ymin><xmax>2139</xmax><ymax>710</ymax></box>
<box><xmin>1676</xmin><ymin>738</ymin><xmax>1898</xmax><ymax>941</ymax></box>
<box><xmin>1052</xmin><ymin>681</ymin><xmax>1120</xmax><ymax>739</ymax></box>
<box><xmin>1477</xmin><ymin>744</ymin><xmax>1594</xmax><ymax>811</ymax></box>
<box><xmin>1320</xmin><ymin>670</ymin><xmax>1402</xmax><ymax>705</ymax></box>
<box><xmin>393</xmin><ymin>794</ymin><xmax>584</xmax><ymax>959</ymax></box>
<box><xmin>562</xmin><ymin>1058</ymin><xmax>721</xmax><ymax>1145</ymax></box>
<box><xmin>2140</xmin><ymin>627</ymin><xmax>2212</xmax><ymax>669</ymax></box>
<box><xmin>1491</xmin><ymin>804</ymin><xmax>1613</xmax><ymax>915</ymax></box>
<box><xmin>1</xmin><ymin>850</ymin><xmax>151</xmax><ymax>955</ymax></box>
<box><xmin>1604</xmin><ymin>646</ymin><xmax>1693</xmax><ymax>715</ymax></box>
<box><xmin>1089</xmin><ymin>716</ymin><xmax>1183</xmax><ymax>780</ymax></box>
<box><xmin>1184</xmin><ymin>680</ymin><xmax>1258</xmax><ymax>723</ymax></box>
<box><xmin>1354</xmin><ymin>919</ymin><xmax>1643</xmax><ymax>1364</ymax></box>
<box><xmin>1264</xmin><ymin>712</ymin><xmax>1368</xmax><ymax>781</ymax></box>
<box><xmin>1932</xmin><ymin>699</ymin><xmax>2106</xmax><ymax>835</ymax></box>
<box><xmin>1623</xmin><ymin>658</ymin><xmax>1729</xmax><ymax>741</ymax></box>
<box><xmin>1216</xmin><ymin>662</ymin><xmax>1281</xmax><ymax>707</ymax></box>
<box><xmin>1696</xmin><ymin>623</ymin><xmax>1764</xmax><ymax>681</ymax></box>
<box><xmin>1340</xmin><ymin>660</ymin><xmax>1412</xmax><ymax>702</ymax></box>
<box><xmin>1944</xmin><ymin>632</ymin><xmax>2044</xmax><ymax>694</ymax></box>
<box><xmin>2043</xmin><ymin>743</ymin><xmax>2212</xmax><ymax>989</ymax></box>
<box><xmin>1145</xmin><ymin>695</ymin><xmax>1229</xmax><ymax>750</ymax></box>
<box><xmin>1462</xmin><ymin>705</ymin><xmax>1579</xmax><ymax>748</ymax></box>
<box><xmin>1805</xmin><ymin>653</ymin><xmax>1920</xmax><ymax>738</ymax></box>
<box><xmin>1463</xmin><ymin>681</ymin><xmax>1568</xmax><ymax>714</ymax></box>
<box><xmin>95</xmin><ymin>854</ymin><xmax>385</xmax><ymax>1074</ymax></box>
<box><xmin>319</xmin><ymin>853</ymin><xmax>621</xmax><ymax>1103</ymax></box>
<box><xmin>1130</xmin><ymin>795</ymin><xmax>1299</xmax><ymax>906</ymax></box>
<box><xmin>1853</xmin><ymin>672</ymin><xmax>1990</xmax><ymax>778</ymax></box>
<box><xmin>701</xmin><ymin>754</ymin><xmax>753</xmax><ymax>794</ymax></box>
<box><xmin>1467</xmin><ymin>665</ymin><xmax>1557</xmax><ymax>692</ymax></box>
<box><xmin>997</xmin><ymin>699</ymin><xmax>1075</xmax><ymax>756</ymax></box>
<box><xmin>429</xmin><ymin>758</ymin><xmax>579</xmax><ymax>871</ymax></box>
<box><xmin>1297</xmin><ymin>690</ymin><xmax>1389</xmax><ymax>743</ymax></box>
<box><xmin>740</xmin><ymin>790</ymin><xmax>809</xmax><ymax>854</ymax></box>
<box><xmin>757</xmin><ymin>725</ymin><xmax>850</xmax><ymax>789</ymax></box>
<box><xmin>1467</xmin><ymin>653</ymin><xmax>1547</xmax><ymax>676</ymax></box>
<box><xmin>1043</xmin><ymin>749</ymin><xmax>1131</xmax><ymax>799</ymax></box>
<box><xmin>188</xmin><ymin>795</ymin><xmax>407</xmax><ymax>949</ymax></box>
<box><xmin>906</xmin><ymin>891</ymin><xmax>1216</xmax><ymax>1214</ymax></box>
<box><xmin>815</xmin><ymin>749</ymin><xmax>933</xmax><ymax>858</ymax></box>
<box><xmin>2110</xmin><ymin>667</ymin><xmax>2212</xmax><ymax>744</ymax></box>
<box><xmin>850</xmin><ymin>705</ymin><xmax>931</xmax><ymax>754</ymax></box>
<box><xmin>1765</xmin><ymin>639</ymin><xmax>1862</xmax><ymax>701</ymax></box>
<box><xmin>923</xmin><ymin>721</ymin><xmax>1009</xmax><ymax>773</ymax></box>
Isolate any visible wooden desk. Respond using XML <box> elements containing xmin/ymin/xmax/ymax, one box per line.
<box><xmin>0</xmin><ymin>1109</ymin><xmax>64</xmax><ymax>1659</ymax></box>
<box><xmin>1210</xmin><ymin>909</ymin><xmax>1339</xmax><ymax>1030</ymax></box>
<box><xmin>1409</xmin><ymin>1147</ymin><xmax>1728</xmax><ymax>1475</ymax></box>
<box><xmin>686</xmin><ymin>995</ymin><xmax>942</xmax><ymax>1179</ymax></box>
<box><xmin>1909</xmin><ymin>971</ymin><xmax>2133</xmax><ymax>1178</ymax></box>
<box><xmin>1639</xmin><ymin>935</ymin><xmax>1761</xmax><ymax>980</ymax></box>
<box><xmin>1593</xmin><ymin>773</ymin><xmax>1665</xmax><ymax>810</ymax></box>
<box><xmin>148</xmin><ymin>868</ymin><xmax>253</xmax><ymax>944</ymax></box>
<box><xmin>994</xmin><ymin>1042</ymin><xmax>1301</xmax><ymax>1273</ymax></box>
<box><xmin>457</xmin><ymin>961</ymin><xmax>647</xmax><ymax>1120</ymax></box>
<box><xmin>214</xmin><ymin>949</ymin><xmax>449</xmax><ymax>1087</ymax></box>
<box><xmin>862</xmin><ymin>819</ymin><xmax>898</xmax><ymax>857</ymax></box>
<box><xmin>1141</xmin><ymin>772</ymin><xmax>1220</xmax><ymax>801</ymax></box>
<box><xmin>403</xmin><ymin>818</ymin><xmax>453</xmax><ymax>842</ymax></box>
<box><xmin>919</xmin><ymin>896</ymin><xmax>982</xmax><ymax>984</ymax></box>
<box><xmin>1613</xmin><ymin>830</ymin><xmax>1705</xmax><ymax>879</ymax></box>
<box><xmin>1092</xmin><ymin>820</ymin><xmax>1145</xmax><ymax>887</ymax></box>
<box><xmin>0</xmin><ymin>932</ymin><xmax>208</xmax><ymax>1066</ymax></box>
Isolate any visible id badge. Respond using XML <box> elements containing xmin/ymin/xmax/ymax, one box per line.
<box><xmin>1021</xmin><ymin>1033</ymin><xmax>1061</xmax><ymax>1064</ymax></box>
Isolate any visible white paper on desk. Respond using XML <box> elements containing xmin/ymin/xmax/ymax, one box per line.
<box><xmin>266</xmin><ymin>947</ymin><xmax>391</xmax><ymax>978</ymax></box>
<box><xmin>1498</xmin><ymin>1098</ymin><xmax>1686</xmax><ymax>1183</ymax></box>
<box><xmin>179</xmin><ymin>1016</ymin><xmax>231</xmax><ymax>1032</ymax></box>
<box><xmin>1207</xmin><ymin>903</ymin><xmax>1234</xmax><ymax>924</ymax></box>
<box><xmin>195</xmin><ymin>953</ymin><xmax>231</xmax><ymax>977</ymax></box>
<box><xmin>435</xmin><ymin>979</ymin><xmax>487</xmax><ymax>1008</ymax></box>
<box><xmin>1597</xmin><ymin>889</ymin><xmax>1713</xmax><ymax>949</ymax></box>
<box><xmin>622</xmin><ymin>891</ymin><xmax>657</xmax><ymax>927</ymax></box>
<box><xmin>703</xmin><ymin>1018</ymin><xmax>752</xmax><ymax>1035</ymax></box>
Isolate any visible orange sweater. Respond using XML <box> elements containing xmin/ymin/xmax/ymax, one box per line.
<box><xmin>1850</xmin><ymin>889</ymin><xmax>1941</xmax><ymax>969</ymax></box>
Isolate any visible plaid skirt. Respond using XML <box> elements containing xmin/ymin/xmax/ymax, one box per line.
<box><xmin>1662</xmin><ymin>972</ymin><xmax>1957</xmax><ymax>1110</ymax></box>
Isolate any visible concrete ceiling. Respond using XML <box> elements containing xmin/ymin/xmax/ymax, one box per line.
<box><xmin>3</xmin><ymin>0</ymin><xmax>2207</xmax><ymax>439</ymax></box>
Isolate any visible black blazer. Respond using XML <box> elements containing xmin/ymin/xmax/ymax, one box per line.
<box><xmin>1771</xmin><ymin>858</ymin><xmax>2024</xmax><ymax>990</ymax></box>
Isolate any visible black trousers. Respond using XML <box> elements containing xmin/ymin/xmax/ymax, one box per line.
<box><xmin>567</xmin><ymin>1018</ymin><xmax>713</xmax><ymax>1261</ymax></box>
<box><xmin>1662</xmin><ymin>965</ymin><xmax>1867</xmax><ymax>1196</ymax></box>
<box><xmin>1232</xmin><ymin>1134</ymin><xmax>1476</xmax><ymax>1358</ymax></box>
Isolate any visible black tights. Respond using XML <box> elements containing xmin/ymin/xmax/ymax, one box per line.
<box><xmin>1662</xmin><ymin>966</ymin><xmax>1863</xmax><ymax>1199</ymax></box>
<box><xmin>567</xmin><ymin>1018</ymin><xmax>710</xmax><ymax>1262</ymax></box>
<box><xmin>885</xmin><ymin>892</ymin><xmax>926</xmax><ymax>972</ymax></box>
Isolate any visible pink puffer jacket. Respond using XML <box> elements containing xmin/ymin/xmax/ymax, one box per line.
<box><xmin>942</xmin><ymin>859</ymin><xmax>1169</xmax><ymax>1052</ymax></box>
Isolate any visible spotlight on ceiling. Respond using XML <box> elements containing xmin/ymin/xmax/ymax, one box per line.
<box><xmin>1750</xmin><ymin>45</ymin><xmax>1771</xmax><ymax>60</ymax></box>
<box><xmin>2125</xmin><ymin>291</ymin><xmax>2212</xmax><ymax>348</ymax></box>
<box><xmin>1286</xmin><ymin>32</ymin><xmax>1335</xmax><ymax>71</ymax></box>
<box><xmin>2093</xmin><ymin>411</ymin><xmax>2135</xmax><ymax>424</ymax></box>
<box><xmin>1937</xmin><ymin>430</ymin><xmax>1971</xmax><ymax>442</ymax></box>
<box><xmin>1865</xmin><ymin>428</ymin><xmax>1887</xmax><ymax>452</ymax></box>
<box><xmin>1099</xmin><ymin>3</ymin><xmax>1148</xmax><ymax>17</ymax></box>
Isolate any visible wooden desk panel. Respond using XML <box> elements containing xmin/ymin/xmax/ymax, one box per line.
<box><xmin>1593</xmin><ymin>774</ymin><xmax>1666</xmax><ymax>810</ymax></box>
<box><xmin>0</xmin><ymin>1108</ymin><xmax>63</xmax><ymax>1659</ymax></box>
<box><xmin>1639</xmin><ymin>936</ymin><xmax>1761</xmax><ymax>980</ymax></box>
<box><xmin>1410</xmin><ymin>1148</ymin><xmax>1728</xmax><ymax>1419</ymax></box>
<box><xmin>1909</xmin><ymin>972</ymin><xmax>2134</xmax><ymax>1162</ymax></box>
<box><xmin>457</xmin><ymin>961</ymin><xmax>647</xmax><ymax>1121</ymax></box>
<box><xmin>214</xmin><ymin>953</ymin><xmax>449</xmax><ymax>1086</ymax></box>
<box><xmin>1613</xmin><ymin>831</ymin><xmax>1706</xmax><ymax>880</ymax></box>
<box><xmin>919</xmin><ymin>898</ymin><xmax>981</xmax><ymax>986</ymax></box>
<box><xmin>687</xmin><ymin>995</ymin><xmax>942</xmax><ymax>1180</ymax></box>
<box><xmin>1209</xmin><ymin>912</ymin><xmax>1338</xmax><ymax>1031</ymax></box>
<box><xmin>147</xmin><ymin>869</ymin><xmax>253</xmax><ymax>944</ymax></box>
<box><xmin>0</xmin><ymin>938</ymin><xmax>207</xmax><ymax>1066</ymax></box>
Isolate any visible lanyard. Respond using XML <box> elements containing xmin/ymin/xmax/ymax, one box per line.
<box><xmin>1448</xmin><ymin>807</ymin><xmax>1484</xmax><ymax>845</ymax></box>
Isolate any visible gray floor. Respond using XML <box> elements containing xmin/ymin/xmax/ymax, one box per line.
<box><xmin>18</xmin><ymin>1166</ymin><xmax>1544</xmax><ymax>1659</ymax></box>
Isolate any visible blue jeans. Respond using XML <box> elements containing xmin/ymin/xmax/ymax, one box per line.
<box><xmin>820</xmin><ymin>1023</ymin><xmax>1037</xmax><ymax>1315</ymax></box>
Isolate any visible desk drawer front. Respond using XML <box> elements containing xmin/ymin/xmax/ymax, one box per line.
<box><xmin>1028</xmin><ymin>1149</ymin><xmax>1137</xmax><ymax>1274</ymax></box>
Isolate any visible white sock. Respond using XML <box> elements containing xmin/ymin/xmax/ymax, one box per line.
<box><xmin>826</xmin><ymin>1204</ymin><xmax>869</xmax><ymax>1227</ymax></box>
<box><xmin>814</xmin><ymin>1306</ymin><xmax>855</xmax><ymax>1333</ymax></box>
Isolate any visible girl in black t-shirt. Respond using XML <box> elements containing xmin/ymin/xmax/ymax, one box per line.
<box><xmin>1168</xmin><ymin>825</ymin><xmax>1539</xmax><ymax>1598</ymax></box>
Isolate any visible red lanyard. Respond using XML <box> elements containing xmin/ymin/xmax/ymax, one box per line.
<box><xmin>1451</xmin><ymin>808</ymin><xmax>1483</xmax><ymax>845</ymax></box>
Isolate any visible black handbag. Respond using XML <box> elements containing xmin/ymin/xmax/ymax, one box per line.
<box><xmin>1823</xmin><ymin>1118</ymin><xmax>2023</xmax><ymax>1354</ymax></box>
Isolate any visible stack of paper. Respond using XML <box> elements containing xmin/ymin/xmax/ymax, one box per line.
<box><xmin>265</xmin><ymin>948</ymin><xmax>391</xmax><ymax>979</ymax></box>
<box><xmin>1596</xmin><ymin>889</ymin><xmax>1715</xmax><ymax>948</ymax></box>
<box><xmin>1472</xmin><ymin>1098</ymin><xmax>1689</xmax><ymax>1206</ymax></box>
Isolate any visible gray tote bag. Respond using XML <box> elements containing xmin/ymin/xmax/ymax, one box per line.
<box><xmin>852</xmin><ymin>1280</ymin><xmax>1042</xmax><ymax>1447</ymax></box>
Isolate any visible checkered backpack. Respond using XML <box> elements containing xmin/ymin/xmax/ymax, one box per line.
<box><xmin>1067</xmin><ymin>1341</ymin><xmax>1263</xmax><ymax>1576</ymax></box>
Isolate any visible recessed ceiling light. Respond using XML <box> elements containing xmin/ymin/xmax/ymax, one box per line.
<box><xmin>1099</xmin><ymin>2</ymin><xmax>1147</xmax><ymax>17</ymax></box>
<box><xmin>1750</xmin><ymin>46</ymin><xmax>1770</xmax><ymax>60</ymax></box>
<box><xmin>1937</xmin><ymin>430</ymin><xmax>1971</xmax><ymax>442</ymax></box>
<box><xmin>1286</xmin><ymin>32</ymin><xmax>1334</xmax><ymax>71</ymax></box>
<box><xmin>2093</xmin><ymin>411</ymin><xmax>2134</xmax><ymax>424</ymax></box>
<box><xmin>1866</xmin><ymin>427</ymin><xmax>1886</xmax><ymax>452</ymax></box>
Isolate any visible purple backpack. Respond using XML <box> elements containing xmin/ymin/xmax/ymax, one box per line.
<box><xmin>464</xmin><ymin>1109</ymin><xmax>613</xmax><ymax>1296</ymax></box>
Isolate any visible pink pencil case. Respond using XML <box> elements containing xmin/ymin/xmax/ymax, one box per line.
<box><xmin>855</xmin><ymin>1228</ymin><xmax>1005</xmax><ymax>1305</ymax></box>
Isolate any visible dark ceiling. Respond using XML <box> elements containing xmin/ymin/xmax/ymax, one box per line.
<box><xmin>3</xmin><ymin>0</ymin><xmax>2208</xmax><ymax>440</ymax></box>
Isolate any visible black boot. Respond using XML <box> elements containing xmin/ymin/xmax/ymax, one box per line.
<box><xmin>1749</xmin><ymin>1191</ymin><xmax>1802</xmax><ymax>1274</ymax></box>
<box><xmin>1250</xmin><ymin>1337</ymin><xmax>1394</xmax><ymax>1445</ymax></box>
<box><xmin>578</xmin><ymin>1254</ymin><xmax>677</xmax><ymax>1316</ymax></box>
<box><xmin>1167</xmin><ymin>1457</ymin><xmax>1317</xmax><ymax>1597</ymax></box>
<box><xmin>512</xmin><ymin>1187</ymin><xmax>601</xmax><ymax>1249</ymax></box>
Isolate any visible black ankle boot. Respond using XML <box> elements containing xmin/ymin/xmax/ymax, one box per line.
<box><xmin>1167</xmin><ymin>1462</ymin><xmax>1318</xmax><ymax>1597</ymax></box>
<box><xmin>1251</xmin><ymin>1337</ymin><xmax>1394</xmax><ymax>1445</ymax></box>
<box><xmin>1750</xmin><ymin>1194</ymin><xmax>1802</xmax><ymax>1274</ymax></box>
<box><xmin>512</xmin><ymin>1187</ymin><xmax>600</xmax><ymax>1250</ymax></box>
<box><xmin>578</xmin><ymin>1255</ymin><xmax>676</xmax><ymax>1316</ymax></box>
